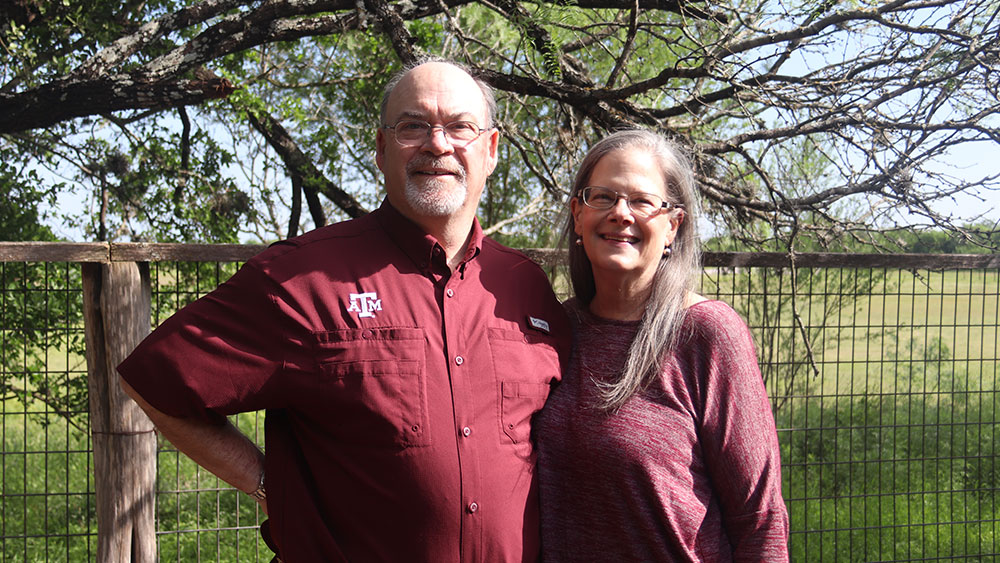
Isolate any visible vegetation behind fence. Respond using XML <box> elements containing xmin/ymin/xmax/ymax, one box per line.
<box><xmin>1</xmin><ymin>244</ymin><xmax>998</xmax><ymax>561</ymax></box>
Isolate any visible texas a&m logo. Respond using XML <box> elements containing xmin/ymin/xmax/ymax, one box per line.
<box><xmin>347</xmin><ymin>292</ymin><xmax>382</xmax><ymax>319</ymax></box>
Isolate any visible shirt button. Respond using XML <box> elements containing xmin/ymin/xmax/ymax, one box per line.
<box><xmin>446</xmin><ymin>288</ymin><xmax>454</xmax><ymax>298</ymax></box>
<box><xmin>455</xmin><ymin>356</ymin><xmax>464</xmax><ymax>366</ymax></box>
<box><xmin>362</xmin><ymin>329</ymin><xmax>374</xmax><ymax>339</ymax></box>
<box><xmin>468</xmin><ymin>502</ymin><xmax>479</xmax><ymax>513</ymax></box>
<box><xmin>462</xmin><ymin>426</ymin><xmax>472</xmax><ymax>437</ymax></box>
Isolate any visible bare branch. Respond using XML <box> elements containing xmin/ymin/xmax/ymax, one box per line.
<box><xmin>245</xmin><ymin>107</ymin><xmax>365</xmax><ymax>219</ymax></box>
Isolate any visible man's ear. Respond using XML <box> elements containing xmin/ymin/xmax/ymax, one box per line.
<box><xmin>484</xmin><ymin>127</ymin><xmax>500</xmax><ymax>176</ymax></box>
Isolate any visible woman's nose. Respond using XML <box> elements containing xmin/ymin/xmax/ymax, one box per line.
<box><xmin>607</xmin><ymin>197</ymin><xmax>635</xmax><ymax>223</ymax></box>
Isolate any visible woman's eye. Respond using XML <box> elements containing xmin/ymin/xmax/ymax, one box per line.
<box><xmin>588</xmin><ymin>190</ymin><xmax>614</xmax><ymax>202</ymax></box>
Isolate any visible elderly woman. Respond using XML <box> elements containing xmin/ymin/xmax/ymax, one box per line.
<box><xmin>536</xmin><ymin>130</ymin><xmax>789</xmax><ymax>561</ymax></box>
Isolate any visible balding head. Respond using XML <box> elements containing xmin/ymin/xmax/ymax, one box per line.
<box><xmin>379</xmin><ymin>59</ymin><xmax>496</xmax><ymax>128</ymax></box>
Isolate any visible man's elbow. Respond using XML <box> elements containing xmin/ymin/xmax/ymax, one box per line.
<box><xmin>119</xmin><ymin>375</ymin><xmax>144</xmax><ymax>403</ymax></box>
<box><xmin>119</xmin><ymin>375</ymin><xmax>162</xmax><ymax>420</ymax></box>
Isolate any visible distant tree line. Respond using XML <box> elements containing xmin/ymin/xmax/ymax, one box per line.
<box><xmin>707</xmin><ymin>221</ymin><xmax>1000</xmax><ymax>254</ymax></box>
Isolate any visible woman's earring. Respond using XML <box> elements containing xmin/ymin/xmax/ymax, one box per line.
<box><xmin>663</xmin><ymin>245</ymin><xmax>672</xmax><ymax>257</ymax></box>
<box><xmin>575</xmin><ymin>237</ymin><xmax>583</xmax><ymax>246</ymax></box>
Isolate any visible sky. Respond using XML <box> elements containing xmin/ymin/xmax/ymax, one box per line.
<box><xmin>46</xmin><ymin>141</ymin><xmax>998</xmax><ymax>244</ymax></box>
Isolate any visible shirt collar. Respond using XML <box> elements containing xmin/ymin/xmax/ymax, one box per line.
<box><xmin>375</xmin><ymin>199</ymin><xmax>483</xmax><ymax>274</ymax></box>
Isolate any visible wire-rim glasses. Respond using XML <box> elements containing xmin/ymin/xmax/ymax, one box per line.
<box><xmin>383</xmin><ymin>119</ymin><xmax>490</xmax><ymax>147</ymax></box>
<box><xmin>579</xmin><ymin>186</ymin><xmax>682</xmax><ymax>218</ymax></box>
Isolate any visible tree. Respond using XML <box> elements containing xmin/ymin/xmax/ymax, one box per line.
<box><xmin>0</xmin><ymin>145</ymin><xmax>87</xmax><ymax>427</ymax></box>
<box><xmin>0</xmin><ymin>0</ymin><xmax>997</xmax><ymax>248</ymax></box>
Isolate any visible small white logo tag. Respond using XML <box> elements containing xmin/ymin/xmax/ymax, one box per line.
<box><xmin>347</xmin><ymin>292</ymin><xmax>382</xmax><ymax>319</ymax></box>
<box><xmin>528</xmin><ymin>316</ymin><xmax>550</xmax><ymax>334</ymax></box>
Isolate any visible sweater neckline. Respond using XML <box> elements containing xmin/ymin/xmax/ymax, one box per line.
<box><xmin>567</xmin><ymin>297</ymin><xmax>719</xmax><ymax>327</ymax></box>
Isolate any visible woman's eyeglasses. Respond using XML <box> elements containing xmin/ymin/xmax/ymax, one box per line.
<box><xmin>579</xmin><ymin>186</ymin><xmax>682</xmax><ymax>218</ymax></box>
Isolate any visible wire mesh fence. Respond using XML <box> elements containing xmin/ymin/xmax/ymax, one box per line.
<box><xmin>1</xmin><ymin>248</ymin><xmax>997</xmax><ymax>561</ymax></box>
<box><xmin>699</xmin><ymin>263</ymin><xmax>999</xmax><ymax>562</ymax></box>
<box><xmin>0</xmin><ymin>260</ymin><xmax>92</xmax><ymax>562</ymax></box>
<box><xmin>147</xmin><ymin>261</ymin><xmax>268</xmax><ymax>562</ymax></box>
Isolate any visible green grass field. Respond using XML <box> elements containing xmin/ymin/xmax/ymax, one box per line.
<box><xmin>1</xmin><ymin>388</ymin><xmax>268</xmax><ymax>562</ymax></box>
<box><xmin>701</xmin><ymin>267</ymin><xmax>1000</xmax><ymax>561</ymax></box>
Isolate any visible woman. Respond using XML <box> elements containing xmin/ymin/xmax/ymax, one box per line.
<box><xmin>536</xmin><ymin>130</ymin><xmax>789</xmax><ymax>561</ymax></box>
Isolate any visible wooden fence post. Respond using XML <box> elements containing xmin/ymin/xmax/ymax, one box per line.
<box><xmin>82</xmin><ymin>262</ymin><xmax>157</xmax><ymax>562</ymax></box>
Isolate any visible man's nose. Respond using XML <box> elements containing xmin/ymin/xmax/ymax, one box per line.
<box><xmin>421</xmin><ymin>127</ymin><xmax>454</xmax><ymax>154</ymax></box>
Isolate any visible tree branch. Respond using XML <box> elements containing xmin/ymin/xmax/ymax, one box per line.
<box><xmin>245</xmin><ymin>107</ymin><xmax>365</xmax><ymax>220</ymax></box>
<box><xmin>0</xmin><ymin>77</ymin><xmax>235</xmax><ymax>134</ymax></box>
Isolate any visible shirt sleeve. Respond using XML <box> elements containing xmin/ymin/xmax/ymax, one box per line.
<box><xmin>692</xmin><ymin>303</ymin><xmax>790</xmax><ymax>562</ymax></box>
<box><xmin>117</xmin><ymin>260</ymin><xmax>305</xmax><ymax>423</ymax></box>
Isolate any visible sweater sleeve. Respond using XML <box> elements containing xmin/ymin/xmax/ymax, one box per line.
<box><xmin>689</xmin><ymin>302</ymin><xmax>789</xmax><ymax>562</ymax></box>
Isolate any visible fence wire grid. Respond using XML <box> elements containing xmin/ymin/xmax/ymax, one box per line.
<box><xmin>1</xmin><ymin>255</ymin><xmax>998</xmax><ymax>562</ymax></box>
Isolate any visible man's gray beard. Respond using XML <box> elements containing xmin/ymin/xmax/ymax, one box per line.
<box><xmin>404</xmin><ymin>164</ymin><xmax>468</xmax><ymax>217</ymax></box>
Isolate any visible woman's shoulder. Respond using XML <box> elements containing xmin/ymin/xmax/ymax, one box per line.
<box><xmin>682</xmin><ymin>298</ymin><xmax>752</xmax><ymax>344</ymax></box>
<box><xmin>686</xmin><ymin>296</ymin><xmax>740</xmax><ymax>319</ymax></box>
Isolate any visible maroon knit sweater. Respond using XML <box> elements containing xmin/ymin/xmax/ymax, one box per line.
<box><xmin>536</xmin><ymin>299</ymin><xmax>789</xmax><ymax>562</ymax></box>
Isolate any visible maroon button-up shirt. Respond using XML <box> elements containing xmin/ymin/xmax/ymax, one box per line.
<box><xmin>118</xmin><ymin>201</ymin><xmax>570</xmax><ymax>562</ymax></box>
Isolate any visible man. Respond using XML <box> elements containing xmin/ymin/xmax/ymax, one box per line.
<box><xmin>118</xmin><ymin>59</ymin><xmax>569</xmax><ymax>562</ymax></box>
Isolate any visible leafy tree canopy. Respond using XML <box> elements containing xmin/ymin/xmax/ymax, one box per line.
<box><xmin>1</xmin><ymin>0</ymin><xmax>998</xmax><ymax>250</ymax></box>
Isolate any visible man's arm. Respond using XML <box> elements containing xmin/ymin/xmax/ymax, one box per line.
<box><xmin>120</xmin><ymin>377</ymin><xmax>268</xmax><ymax>514</ymax></box>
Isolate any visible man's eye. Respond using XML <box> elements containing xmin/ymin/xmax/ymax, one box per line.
<box><xmin>398</xmin><ymin>121</ymin><xmax>427</xmax><ymax>132</ymax></box>
<box><xmin>446</xmin><ymin>122</ymin><xmax>479</xmax><ymax>138</ymax></box>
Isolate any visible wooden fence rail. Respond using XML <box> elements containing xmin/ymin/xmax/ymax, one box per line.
<box><xmin>4</xmin><ymin>241</ymin><xmax>1000</xmax><ymax>268</ymax></box>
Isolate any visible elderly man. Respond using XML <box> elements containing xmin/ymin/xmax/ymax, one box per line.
<box><xmin>118</xmin><ymin>59</ymin><xmax>569</xmax><ymax>562</ymax></box>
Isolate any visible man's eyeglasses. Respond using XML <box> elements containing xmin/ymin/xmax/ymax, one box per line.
<box><xmin>383</xmin><ymin>119</ymin><xmax>490</xmax><ymax>147</ymax></box>
<box><xmin>579</xmin><ymin>186</ymin><xmax>682</xmax><ymax>218</ymax></box>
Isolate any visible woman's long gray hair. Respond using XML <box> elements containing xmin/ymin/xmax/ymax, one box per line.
<box><xmin>564</xmin><ymin>129</ymin><xmax>702</xmax><ymax>411</ymax></box>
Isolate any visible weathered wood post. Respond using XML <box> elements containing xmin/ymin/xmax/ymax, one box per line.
<box><xmin>82</xmin><ymin>261</ymin><xmax>156</xmax><ymax>562</ymax></box>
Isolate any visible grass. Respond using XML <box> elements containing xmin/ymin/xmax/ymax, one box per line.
<box><xmin>153</xmin><ymin>411</ymin><xmax>268</xmax><ymax>562</ymax></box>
<box><xmin>701</xmin><ymin>267</ymin><xmax>1000</xmax><ymax>560</ymax></box>
<box><xmin>0</xmin><ymin>403</ymin><xmax>269</xmax><ymax>562</ymax></box>
<box><xmin>1</xmin><ymin>409</ymin><xmax>94</xmax><ymax>562</ymax></box>
<box><xmin>780</xmin><ymin>380</ymin><xmax>999</xmax><ymax>561</ymax></box>
<box><xmin>703</xmin><ymin>268</ymin><xmax>999</xmax><ymax>392</ymax></box>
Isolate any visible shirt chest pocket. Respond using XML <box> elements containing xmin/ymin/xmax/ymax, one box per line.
<box><xmin>312</xmin><ymin>327</ymin><xmax>429</xmax><ymax>448</ymax></box>
<box><xmin>487</xmin><ymin>327</ymin><xmax>560</xmax><ymax>446</ymax></box>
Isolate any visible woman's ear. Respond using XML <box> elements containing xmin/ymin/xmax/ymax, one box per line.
<box><xmin>570</xmin><ymin>197</ymin><xmax>584</xmax><ymax>236</ymax></box>
<box><xmin>670</xmin><ymin>208</ymin><xmax>686</xmax><ymax>231</ymax></box>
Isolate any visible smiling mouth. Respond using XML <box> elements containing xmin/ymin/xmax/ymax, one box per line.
<box><xmin>602</xmin><ymin>234</ymin><xmax>638</xmax><ymax>244</ymax></box>
<box><xmin>407</xmin><ymin>155</ymin><xmax>466</xmax><ymax>182</ymax></box>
